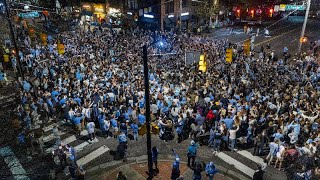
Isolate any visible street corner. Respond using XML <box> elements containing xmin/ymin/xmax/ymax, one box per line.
<box><xmin>95</xmin><ymin>160</ymin><xmax>233</xmax><ymax>180</ymax></box>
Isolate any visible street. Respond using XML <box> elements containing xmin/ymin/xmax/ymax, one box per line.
<box><xmin>0</xmin><ymin>113</ymin><xmax>287</xmax><ymax>180</ymax></box>
<box><xmin>210</xmin><ymin>17</ymin><xmax>320</xmax><ymax>55</ymax></box>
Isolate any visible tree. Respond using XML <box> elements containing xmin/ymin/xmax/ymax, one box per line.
<box><xmin>193</xmin><ymin>1</ymin><xmax>220</xmax><ymax>26</ymax></box>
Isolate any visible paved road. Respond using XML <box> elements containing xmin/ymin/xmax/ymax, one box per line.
<box><xmin>210</xmin><ymin>17</ymin><xmax>320</xmax><ymax>55</ymax></box>
<box><xmin>0</xmin><ymin>113</ymin><xmax>288</xmax><ymax>179</ymax></box>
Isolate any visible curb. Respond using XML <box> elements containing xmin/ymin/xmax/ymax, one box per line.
<box><xmin>86</xmin><ymin>155</ymin><xmax>249</xmax><ymax>180</ymax></box>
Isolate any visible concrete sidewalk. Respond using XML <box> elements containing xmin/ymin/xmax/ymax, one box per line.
<box><xmin>92</xmin><ymin>160</ymin><xmax>233</xmax><ymax>180</ymax></box>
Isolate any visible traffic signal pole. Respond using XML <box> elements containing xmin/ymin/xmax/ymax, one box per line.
<box><xmin>142</xmin><ymin>45</ymin><xmax>153</xmax><ymax>179</ymax></box>
<box><xmin>298</xmin><ymin>0</ymin><xmax>311</xmax><ymax>52</ymax></box>
<box><xmin>4</xmin><ymin>0</ymin><xmax>24</xmax><ymax>79</ymax></box>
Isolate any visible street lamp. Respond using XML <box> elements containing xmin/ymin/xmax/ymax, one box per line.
<box><xmin>142</xmin><ymin>44</ymin><xmax>153</xmax><ymax>180</ymax></box>
<box><xmin>141</xmin><ymin>39</ymin><xmax>168</xmax><ymax>179</ymax></box>
<box><xmin>298</xmin><ymin>0</ymin><xmax>311</xmax><ymax>52</ymax></box>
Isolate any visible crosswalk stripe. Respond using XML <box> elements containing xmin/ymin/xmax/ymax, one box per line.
<box><xmin>77</xmin><ymin>145</ymin><xmax>109</xmax><ymax>166</ymax></box>
<box><xmin>45</xmin><ymin>135</ymin><xmax>77</xmax><ymax>153</ymax></box>
<box><xmin>80</xmin><ymin>130</ymin><xmax>88</xmax><ymax>136</ymax></box>
<box><xmin>237</xmin><ymin>150</ymin><xmax>265</xmax><ymax>165</ymax></box>
<box><xmin>43</xmin><ymin>121</ymin><xmax>65</xmax><ymax>132</ymax></box>
<box><xmin>43</xmin><ymin>123</ymin><xmax>57</xmax><ymax>132</ymax></box>
<box><xmin>0</xmin><ymin>93</ymin><xmax>15</xmax><ymax>100</ymax></box>
<box><xmin>43</xmin><ymin>132</ymin><xmax>66</xmax><ymax>143</ymax></box>
<box><xmin>216</xmin><ymin>152</ymin><xmax>255</xmax><ymax>177</ymax></box>
<box><xmin>61</xmin><ymin>135</ymin><xmax>77</xmax><ymax>145</ymax></box>
<box><xmin>74</xmin><ymin>142</ymin><xmax>90</xmax><ymax>152</ymax></box>
<box><xmin>0</xmin><ymin>146</ymin><xmax>30</xmax><ymax>180</ymax></box>
<box><xmin>44</xmin><ymin>129</ymin><xmax>89</xmax><ymax>153</ymax></box>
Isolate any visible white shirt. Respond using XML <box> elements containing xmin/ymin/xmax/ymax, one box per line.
<box><xmin>229</xmin><ymin>127</ymin><xmax>239</xmax><ymax>140</ymax></box>
<box><xmin>150</xmin><ymin>104</ymin><xmax>158</xmax><ymax>114</ymax></box>
<box><xmin>87</xmin><ymin>122</ymin><xmax>95</xmax><ymax>134</ymax></box>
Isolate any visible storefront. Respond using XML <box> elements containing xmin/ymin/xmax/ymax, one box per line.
<box><xmin>80</xmin><ymin>3</ymin><xmax>122</xmax><ymax>25</ymax></box>
<box><xmin>81</xmin><ymin>3</ymin><xmax>107</xmax><ymax>23</ymax></box>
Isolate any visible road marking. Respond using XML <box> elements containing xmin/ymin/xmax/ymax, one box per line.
<box><xmin>77</xmin><ymin>145</ymin><xmax>109</xmax><ymax>166</ymax></box>
<box><xmin>74</xmin><ymin>142</ymin><xmax>90</xmax><ymax>152</ymax></box>
<box><xmin>43</xmin><ymin>121</ymin><xmax>65</xmax><ymax>132</ymax></box>
<box><xmin>0</xmin><ymin>97</ymin><xmax>16</xmax><ymax>107</ymax></box>
<box><xmin>45</xmin><ymin>130</ymin><xmax>89</xmax><ymax>153</ymax></box>
<box><xmin>61</xmin><ymin>135</ymin><xmax>77</xmax><ymax>145</ymax></box>
<box><xmin>269</xmin><ymin>24</ymin><xmax>295</xmax><ymax>34</ymax></box>
<box><xmin>0</xmin><ymin>93</ymin><xmax>15</xmax><ymax>101</ymax></box>
<box><xmin>80</xmin><ymin>130</ymin><xmax>88</xmax><ymax>136</ymax></box>
<box><xmin>43</xmin><ymin>123</ymin><xmax>57</xmax><ymax>132</ymax></box>
<box><xmin>216</xmin><ymin>152</ymin><xmax>255</xmax><ymax>177</ymax></box>
<box><xmin>255</xmin><ymin>28</ymin><xmax>300</xmax><ymax>46</ymax></box>
<box><xmin>43</xmin><ymin>132</ymin><xmax>66</xmax><ymax>143</ymax></box>
<box><xmin>237</xmin><ymin>150</ymin><xmax>265</xmax><ymax>165</ymax></box>
<box><xmin>0</xmin><ymin>146</ymin><xmax>30</xmax><ymax>180</ymax></box>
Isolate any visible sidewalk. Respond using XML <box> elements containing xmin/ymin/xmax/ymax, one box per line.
<box><xmin>95</xmin><ymin>160</ymin><xmax>232</xmax><ymax>180</ymax></box>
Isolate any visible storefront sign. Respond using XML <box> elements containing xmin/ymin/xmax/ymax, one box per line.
<box><xmin>286</xmin><ymin>4</ymin><xmax>306</xmax><ymax>11</ymax></box>
<box><xmin>93</xmin><ymin>4</ymin><xmax>105</xmax><ymax>13</ymax></box>
<box><xmin>18</xmin><ymin>11</ymin><xmax>39</xmax><ymax>18</ymax></box>
<box><xmin>82</xmin><ymin>4</ymin><xmax>92</xmax><ymax>11</ymax></box>
<box><xmin>279</xmin><ymin>4</ymin><xmax>286</xmax><ymax>11</ymax></box>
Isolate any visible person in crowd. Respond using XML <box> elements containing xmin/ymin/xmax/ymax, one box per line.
<box><xmin>228</xmin><ymin>125</ymin><xmax>239</xmax><ymax>152</ymax></box>
<box><xmin>152</xmin><ymin>146</ymin><xmax>159</xmax><ymax>171</ymax></box>
<box><xmin>87</xmin><ymin>120</ymin><xmax>96</xmax><ymax>143</ymax></box>
<box><xmin>192</xmin><ymin>161</ymin><xmax>203</xmax><ymax>180</ymax></box>
<box><xmin>116</xmin><ymin>171</ymin><xmax>127</xmax><ymax>180</ymax></box>
<box><xmin>252</xmin><ymin>165</ymin><xmax>265</xmax><ymax>180</ymax></box>
<box><xmin>187</xmin><ymin>140</ymin><xmax>199</xmax><ymax>167</ymax></box>
<box><xmin>205</xmin><ymin>161</ymin><xmax>218</xmax><ymax>180</ymax></box>
<box><xmin>130</xmin><ymin>121</ymin><xmax>139</xmax><ymax>141</ymax></box>
<box><xmin>66</xmin><ymin>144</ymin><xmax>77</xmax><ymax>166</ymax></box>
<box><xmin>117</xmin><ymin>131</ymin><xmax>128</xmax><ymax>162</ymax></box>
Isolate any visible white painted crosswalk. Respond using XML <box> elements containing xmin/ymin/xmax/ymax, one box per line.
<box><xmin>237</xmin><ymin>150</ymin><xmax>265</xmax><ymax>165</ymax></box>
<box><xmin>43</xmin><ymin>131</ymin><xmax>66</xmax><ymax>143</ymax></box>
<box><xmin>216</xmin><ymin>152</ymin><xmax>255</xmax><ymax>178</ymax></box>
<box><xmin>45</xmin><ymin>130</ymin><xmax>89</xmax><ymax>153</ymax></box>
<box><xmin>41</xmin><ymin>120</ymin><xmax>108</xmax><ymax>168</ymax></box>
<box><xmin>74</xmin><ymin>142</ymin><xmax>90</xmax><ymax>152</ymax></box>
<box><xmin>77</xmin><ymin>145</ymin><xmax>110</xmax><ymax>166</ymax></box>
<box><xmin>0</xmin><ymin>146</ymin><xmax>30</xmax><ymax>180</ymax></box>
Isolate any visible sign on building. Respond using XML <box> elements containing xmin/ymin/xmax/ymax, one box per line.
<box><xmin>18</xmin><ymin>11</ymin><xmax>40</xmax><ymax>18</ymax></box>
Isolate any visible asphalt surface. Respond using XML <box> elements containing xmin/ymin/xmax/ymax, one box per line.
<box><xmin>210</xmin><ymin>17</ymin><xmax>320</xmax><ymax>55</ymax></box>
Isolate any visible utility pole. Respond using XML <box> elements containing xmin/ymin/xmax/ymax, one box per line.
<box><xmin>179</xmin><ymin>0</ymin><xmax>182</xmax><ymax>32</ymax></box>
<box><xmin>142</xmin><ymin>45</ymin><xmax>153</xmax><ymax>180</ymax></box>
<box><xmin>3</xmin><ymin>0</ymin><xmax>24</xmax><ymax>79</ymax></box>
<box><xmin>298</xmin><ymin>0</ymin><xmax>311</xmax><ymax>52</ymax></box>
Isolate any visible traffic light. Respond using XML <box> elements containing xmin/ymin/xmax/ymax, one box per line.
<box><xmin>134</xmin><ymin>14</ymin><xmax>138</xmax><ymax>21</ymax></box>
<box><xmin>250</xmin><ymin>10</ymin><xmax>254</xmax><ymax>18</ymax></box>
<box><xmin>40</xmin><ymin>33</ymin><xmax>47</xmax><ymax>45</ymax></box>
<box><xmin>225</xmin><ymin>48</ymin><xmax>233</xmax><ymax>63</ymax></box>
<box><xmin>57</xmin><ymin>41</ymin><xmax>65</xmax><ymax>54</ymax></box>
<box><xmin>244</xmin><ymin>39</ymin><xmax>250</xmax><ymax>55</ymax></box>
<box><xmin>198</xmin><ymin>54</ymin><xmax>207</xmax><ymax>73</ymax></box>
<box><xmin>236</xmin><ymin>9</ymin><xmax>240</xmax><ymax>18</ymax></box>
<box><xmin>300</xmin><ymin>37</ymin><xmax>307</xmax><ymax>43</ymax></box>
<box><xmin>269</xmin><ymin>9</ymin><xmax>273</xmax><ymax>17</ymax></box>
<box><xmin>3</xmin><ymin>54</ymin><xmax>9</xmax><ymax>62</ymax></box>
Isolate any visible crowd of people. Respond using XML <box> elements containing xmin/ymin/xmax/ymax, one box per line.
<box><xmin>2</xmin><ymin>23</ymin><xmax>319</xmax><ymax>179</ymax></box>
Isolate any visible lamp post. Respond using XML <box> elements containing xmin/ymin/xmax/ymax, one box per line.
<box><xmin>3</xmin><ymin>0</ymin><xmax>24</xmax><ymax>79</ymax></box>
<box><xmin>142</xmin><ymin>44</ymin><xmax>153</xmax><ymax>179</ymax></box>
<box><xmin>298</xmin><ymin>0</ymin><xmax>311</xmax><ymax>52</ymax></box>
